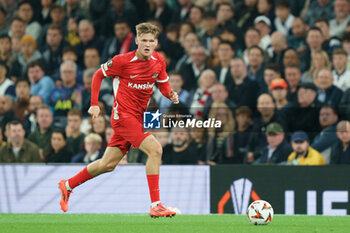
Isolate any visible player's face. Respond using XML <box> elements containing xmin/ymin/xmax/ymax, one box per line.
<box><xmin>136</xmin><ymin>33</ymin><xmax>158</xmax><ymax>59</ymax></box>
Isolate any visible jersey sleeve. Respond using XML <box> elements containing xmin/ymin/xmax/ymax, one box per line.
<box><xmin>156</xmin><ymin>53</ymin><xmax>169</xmax><ymax>83</ymax></box>
<box><xmin>100</xmin><ymin>55</ymin><xmax>121</xmax><ymax>77</ymax></box>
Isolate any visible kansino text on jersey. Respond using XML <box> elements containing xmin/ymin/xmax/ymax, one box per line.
<box><xmin>163</xmin><ymin>118</ymin><xmax>222</xmax><ymax>128</ymax></box>
<box><xmin>128</xmin><ymin>82</ymin><xmax>154</xmax><ymax>89</ymax></box>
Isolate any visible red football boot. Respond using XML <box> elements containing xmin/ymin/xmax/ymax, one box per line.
<box><xmin>149</xmin><ymin>203</ymin><xmax>177</xmax><ymax>218</ymax></box>
<box><xmin>58</xmin><ymin>179</ymin><xmax>72</xmax><ymax>212</ymax></box>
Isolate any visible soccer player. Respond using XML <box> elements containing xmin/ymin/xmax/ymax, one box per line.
<box><xmin>58</xmin><ymin>23</ymin><xmax>179</xmax><ymax>217</ymax></box>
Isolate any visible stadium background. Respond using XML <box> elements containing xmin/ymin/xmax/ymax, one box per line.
<box><xmin>0</xmin><ymin>0</ymin><xmax>350</xmax><ymax>215</ymax></box>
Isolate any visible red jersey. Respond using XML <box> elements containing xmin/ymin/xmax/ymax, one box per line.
<box><xmin>100</xmin><ymin>50</ymin><xmax>169</xmax><ymax>120</ymax></box>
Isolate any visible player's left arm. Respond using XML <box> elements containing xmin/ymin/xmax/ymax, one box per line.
<box><xmin>158</xmin><ymin>80</ymin><xmax>179</xmax><ymax>104</ymax></box>
<box><xmin>157</xmin><ymin>53</ymin><xmax>179</xmax><ymax>104</ymax></box>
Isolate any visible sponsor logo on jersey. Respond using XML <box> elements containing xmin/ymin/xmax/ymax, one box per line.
<box><xmin>130</xmin><ymin>74</ymin><xmax>139</xmax><ymax>78</ymax></box>
<box><xmin>128</xmin><ymin>82</ymin><xmax>154</xmax><ymax>89</ymax></box>
<box><xmin>143</xmin><ymin>110</ymin><xmax>161</xmax><ymax>129</ymax></box>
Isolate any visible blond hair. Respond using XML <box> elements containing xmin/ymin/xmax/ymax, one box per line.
<box><xmin>207</xmin><ymin>101</ymin><xmax>235</xmax><ymax>137</ymax></box>
<box><xmin>135</xmin><ymin>22</ymin><xmax>160</xmax><ymax>38</ymax></box>
<box><xmin>84</xmin><ymin>133</ymin><xmax>102</xmax><ymax>144</ymax></box>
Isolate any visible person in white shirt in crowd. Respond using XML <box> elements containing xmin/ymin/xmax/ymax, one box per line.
<box><xmin>254</xmin><ymin>15</ymin><xmax>272</xmax><ymax>51</ymax></box>
<box><xmin>329</xmin><ymin>0</ymin><xmax>350</xmax><ymax>38</ymax></box>
<box><xmin>332</xmin><ymin>48</ymin><xmax>350</xmax><ymax>91</ymax></box>
<box><xmin>274</xmin><ymin>1</ymin><xmax>295</xmax><ymax>36</ymax></box>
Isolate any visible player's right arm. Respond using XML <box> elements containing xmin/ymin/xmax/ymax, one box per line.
<box><xmin>89</xmin><ymin>68</ymin><xmax>104</xmax><ymax>118</ymax></box>
<box><xmin>89</xmin><ymin>57</ymin><xmax>121</xmax><ymax>118</ymax></box>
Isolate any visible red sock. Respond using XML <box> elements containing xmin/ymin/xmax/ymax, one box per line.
<box><xmin>68</xmin><ymin>167</ymin><xmax>94</xmax><ymax>189</ymax></box>
<box><xmin>147</xmin><ymin>174</ymin><xmax>160</xmax><ymax>203</ymax></box>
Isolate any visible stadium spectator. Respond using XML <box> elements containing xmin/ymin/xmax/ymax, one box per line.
<box><xmin>37</xmin><ymin>0</ymin><xmax>53</xmax><ymax>26</ymax></box>
<box><xmin>332</xmin><ymin>48</ymin><xmax>350</xmax><ymax>91</ymax></box>
<box><xmin>232</xmin><ymin>106</ymin><xmax>253</xmax><ymax>164</ymax></box>
<box><xmin>0</xmin><ymin>6</ymin><xmax>9</xmax><ymax>35</ymax></box>
<box><xmin>96</xmin><ymin>0</ymin><xmax>139</xmax><ymax>38</ymax></box>
<box><xmin>71</xmin><ymin>133</ymin><xmax>103</xmax><ymax>163</ymax></box>
<box><xmin>27</xmin><ymin>61</ymin><xmax>55</xmax><ymax>104</ymax></box>
<box><xmin>66</xmin><ymin>109</ymin><xmax>85</xmax><ymax>155</ymax></box>
<box><xmin>302</xmin><ymin>50</ymin><xmax>331</xmax><ymax>83</ymax></box>
<box><xmin>262</xmin><ymin>63</ymin><xmax>281</xmax><ymax>94</ymax></box>
<box><xmin>175</xmin><ymin>32</ymin><xmax>199</xmax><ymax>71</ymax></box>
<box><xmin>11</xmin><ymin>35</ymin><xmax>43</xmax><ymax>81</ymax></box>
<box><xmin>303</xmin><ymin>0</ymin><xmax>334</xmax><ymax>26</ymax></box>
<box><xmin>17</xmin><ymin>1</ymin><xmax>42</xmax><ymax>40</ymax></box>
<box><xmin>63</xmin><ymin>0</ymin><xmax>89</xmax><ymax>20</ymax></box>
<box><xmin>212</xmin><ymin>41</ymin><xmax>235</xmax><ymax>87</ymax></box>
<box><xmin>314</xmin><ymin>68</ymin><xmax>343</xmax><ymax>107</ymax></box>
<box><xmin>287</xmin><ymin>17</ymin><xmax>308</xmax><ymax>52</ymax></box>
<box><xmin>59</xmin><ymin>46</ymin><xmax>83</xmax><ymax>84</ymax></box>
<box><xmin>89</xmin><ymin>115</ymin><xmax>108</xmax><ymax>150</ymax></box>
<box><xmin>23</xmin><ymin>95</ymin><xmax>43</xmax><ymax>135</ymax></box>
<box><xmin>285</xmin><ymin>65</ymin><xmax>302</xmax><ymax>102</ymax></box>
<box><xmin>257</xmin><ymin>0</ymin><xmax>275</xmax><ymax>24</ymax></box>
<box><xmin>200</xmin><ymin>12</ymin><xmax>217</xmax><ymax>51</ymax></box>
<box><xmin>0</xmin><ymin>96</ymin><xmax>15</xmax><ymax>136</ymax></box>
<box><xmin>254</xmin><ymin>122</ymin><xmax>293</xmax><ymax>164</ymax></box>
<box><xmin>189</xmin><ymin>69</ymin><xmax>216</xmax><ymax>119</ymax></box>
<box><xmin>0</xmin><ymin>127</ymin><xmax>5</xmax><ymax>147</ymax></box>
<box><xmin>190</xmin><ymin>126</ymin><xmax>206</xmax><ymax>163</ymax></box>
<box><xmin>49</xmin><ymin>61</ymin><xmax>83</xmax><ymax>128</ymax></box>
<box><xmin>177</xmin><ymin>22</ymin><xmax>195</xmax><ymax>45</ymax></box>
<box><xmin>311</xmin><ymin>105</ymin><xmax>339</xmax><ymax>163</ymax></box>
<box><xmin>287</xmin><ymin>130</ymin><xmax>326</xmax><ymax>165</ymax></box>
<box><xmin>243</xmin><ymin>28</ymin><xmax>261</xmax><ymax>64</ymax></box>
<box><xmin>101</xmin><ymin>20</ymin><xmax>136</xmax><ymax>62</ymax></box>
<box><xmin>285</xmin><ymin>83</ymin><xmax>322</xmax><ymax>141</ymax></box>
<box><xmin>163</xmin><ymin>127</ymin><xmax>199</xmax><ymax>165</ymax></box>
<box><xmin>0</xmin><ymin>35</ymin><xmax>17</xmax><ymax>74</ymax></box>
<box><xmin>13</xmin><ymin>80</ymin><xmax>30</xmax><ymax>122</ymax></box>
<box><xmin>0</xmin><ymin>61</ymin><xmax>15</xmax><ymax>98</ymax></box>
<box><xmin>246</xmin><ymin>93</ymin><xmax>286</xmax><ymax>163</ymax></box>
<box><xmin>329</xmin><ymin>0</ymin><xmax>350</xmax><ymax>38</ymax></box>
<box><xmin>299</xmin><ymin>27</ymin><xmax>327</xmax><ymax>72</ymax></box>
<box><xmin>180</xmin><ymin>44</ymin><xmax>208</xmax><ymax>91</ymax></box>
<box><xmin>341</xmin><ymin>32</ymin><xmax>350</xmax><ymax>69</ymax></box>
<box><xmin>0</xmin><ymin>120</ymin><xmax>40</xmax><ymax>163</ymax></box>
<box><xmin>270</xmin><ymin>78</ymin><xmax>290</xmax><ymax>116</ymax></box>
<box><xmin>207</xmin><ymin>36</ymin><xmax>220</xmax><ymax>68</ymax></box>
<box><xmin>215</xmin><ymin>3</ymin><xmax>242</xmax><ymax>42</ymax></box>
<box><xmin>274</xmin><ymin>1</ymin><xmax>295</xmax><ymax>36</ymax></box>
<box><xmin>234</xmin><ymin>0</ymin><xmax>259</xmax><ymax>32</ymax></box>
<box><xmin>8</xmin><ymin>17</ymin><xmax>26</xmax><ymax>54</ymax></box>
<box><xmin>282</xmin><ymin>48</ymin><xmax>301</xmax><ymax>69</ymax></box>
<box><xmin>83</xmin><ymin>47</ymin><xmax>100</xmax><ymax>69</ymax></box>
<box><xmin>314</xmin><ymin>18</ymin><xmax>341</xmax><ymax>52</ymax></box>
<box><xmin>203</xmin><ymin>83</ymin><xmax>236</xmax><ymax>120</ymax></box>
<box><xmin>46</xmin><ymin>129</ymin><xmax>74</xmax><ymax>163</ymax></box>
<box><xmin>148</xmin><ymin>0</ymin><xmax>173</xmax><ymax>29</ymax></box>
<box><xmin>269</xmin><ymin>31</ymin><xmax>288</xmax><ymax>68</ymax></box>
<box><xmin>254</xmin><ymin>15</ymin><xmax>272</xmax><ymax>51</ymax></box>
<box><xmin>158</xmin><ymin>72</ymin><xmax>190</xmax><ymax>114</ymax></box>
<box><xmin>206</xmin><ymin>101</ymin><xmax>236</xmax><ymax>164</ymax></box>
<box><xmin>330</xmin><ymin>120</ymin><xmax>350</xmax><ymax>164</ymax></box>
<box><xmin>40</xmin><ymin>24</ymin><xmax>67</xmax><ymax>79</ymax></box>
<box><xmin>27</xmin><ymin>105</ymin><xmax>54</xmax><ymax>162</ymax></box>
<box><xmin>247</xmin><ymin>46</ymin><xmax>265</xmax><ymax>86</ymax></box>
<box><xmin>75</xmin><ymin>20</ymin><xmax>104</xmax><ymax>67</ymax></box>
<box><xmin>228</xmin><ymin>58</ymin><xmax>259</xmax><ymax>109</ymax></box>
<box><xmin>171</xmin><ymin>0</ymin><xmax>193</xmax><ymax>23</ymax></box>
<box><xmin>65</xmin><ymin>17</ymin><xmax>80</xmax><ymax>47</ymax></box>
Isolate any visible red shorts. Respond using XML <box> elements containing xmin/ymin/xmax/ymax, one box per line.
<box><xmin>108</xmin><ymin>115</ymin><xmax>152</xmax><ymax>155</ymax></box>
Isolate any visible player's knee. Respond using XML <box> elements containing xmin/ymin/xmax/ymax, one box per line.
<box><xmin>152</xmin><ymin>144</ymin><xmax>163</xmax><ymax>159</ymax></box>
<box><xmin>104</xmin><ymin>161</ymin><xmax>118</xmax><ymax>172</ymax></box>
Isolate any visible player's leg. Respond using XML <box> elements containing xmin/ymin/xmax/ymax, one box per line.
<box><xmin>139</xmin><ymin>135</ymin><xmax>176</xmax><ymax>217</ymax></box>
<box><xmin>59</xmin><ymin>146</ymin><xmax>124</xmax><ymax>212</ymax></box>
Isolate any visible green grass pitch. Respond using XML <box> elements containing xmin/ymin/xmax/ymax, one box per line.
<box><xmin>1</xmin><ymin>214</ymin><xmax>350</xmax><ymax>233</ymax></box>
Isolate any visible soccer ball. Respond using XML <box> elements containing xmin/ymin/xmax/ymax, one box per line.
<box><xmin>247</xmin><ymin>200</ymin><xmax>274</xmax><ymax>225</ymax></box>
<box><xmin>168</xmin><ymin>207</ymin><xmax>181</xmax><ymax>214</ymax></box>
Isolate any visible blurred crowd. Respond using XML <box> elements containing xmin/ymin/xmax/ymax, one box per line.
<box><xmin>1</xmin><ymin>0</ymin><xmax>350</xmax><ymax>165</ymax></box>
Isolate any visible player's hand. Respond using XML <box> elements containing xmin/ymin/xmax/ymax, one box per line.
<box><xmin>88</xmin><ymin>106</ymin><xmax>100</xmax><ymax>119</ymax></box>
<box><xmin>169</xmin><ymin>90</ymin><xmax>179</xmax><ymax>104</ymax></box>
